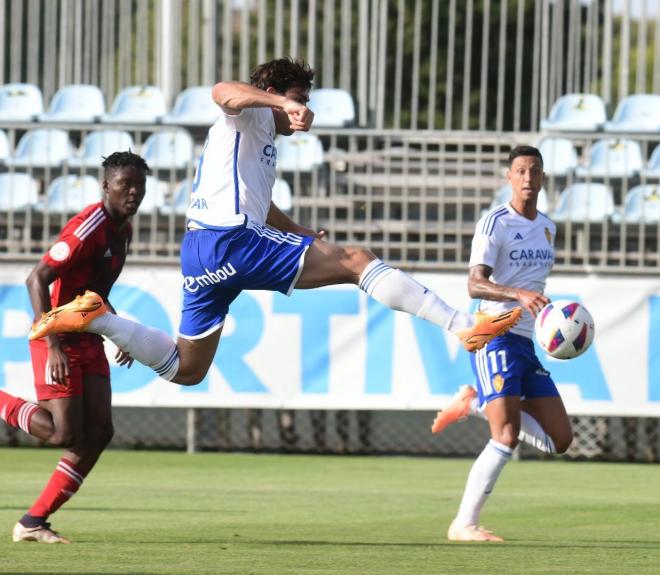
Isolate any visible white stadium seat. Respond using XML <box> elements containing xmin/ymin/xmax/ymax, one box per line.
<box><xmin>40</xmin><ymin>175</ymin><xmax>102</xmax><ymax>213</ymax></box>
<box><xmin>70</xmin><ymin>130</ymin><xmax>135</xmax><ymax>168</ymax></box>
<box><xmin>575</xmin><ymin>138</ymin><xmax>643</xmax><ymax>179</ymax></box>
<box><xmin>604</xmin><ymin>94</ymin><xmax>660</xmax><ymax>134</ymax></box>
<box><xmin>275</xmin><ymin>132</ymin><xmax>324</xmax><ymax>172</ymax></box>
<box><xmin>5</xmin><ymin>128</ymin><xmax>73</xmax><ymax>168</ymax></box>
<box><xmin>0</xmin><ymin>172</ymin><xmax>40</xmax><ymax>211</ymax></box>
<box><xmin>551</xmin><ymin>183</ymin><xmax>615</xmax><ymax>223</ymax></box>
<box><xmin>162</xmin><ymin>86</ymin><xmax>220</xmax><ymax>127</ymax></box>
<box><xmin>101</xmin><ymin>85</ymin><xmax>167</xmax><ymax>124</ymax></box>
<box><xmin>537</xmin><ymin>137</ymin><xmax>578</xmax><ymax>177</ymax></box>
<box><xmin>0</xmin><ymin>83</ymin><xmax>43</xmax><ymax>122</ymax></box>
<box><xmin>308</xmin><ymin>88</ymin><xmax>356</xmax><ymax>128</ymax></box>
<box><xmin>38</xmin><ymin>84</ymin><xmax>106</xmax><ymax>123</ymax></box>
<box><xmin>540</xmin><ymin>93</ymin><xmax>606</xmax><ymax>132</ymax></box>
<box><xmin>612</xmin><ymin>185</ymin><xmax>660</xmax><ymax>224</ymax></box>
<box><xmin>142</xmin><ymin>129</ymin><xmax>195</xmax><ymax>170</ymax></box>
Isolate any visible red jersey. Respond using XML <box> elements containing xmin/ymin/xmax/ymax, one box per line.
<box><xmin>42</xmin><ymin>201</ymin><xmax>132</xmax><ymax>343</ymax></box>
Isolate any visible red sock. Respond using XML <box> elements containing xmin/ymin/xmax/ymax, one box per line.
<box><xmin>0</xmin><ymin>389</ymin><xmax>38</xmax><ymax>434</ymax></box>
<box><xmin>28</xmin><ymin>458</ymin><xmax>86</xmax><ymax>519</ymax></box>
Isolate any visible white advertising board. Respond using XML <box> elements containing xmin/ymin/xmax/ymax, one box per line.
<box><xmin>0</xmin><ymin>265</ymin><xmax>658</xmax><ymax>416</ymax></box>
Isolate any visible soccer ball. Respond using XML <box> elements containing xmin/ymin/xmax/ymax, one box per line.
<box><xmin>534</xmin><ymin>300</ymin><xmax>595</xmax><ymax>360</ymax></box>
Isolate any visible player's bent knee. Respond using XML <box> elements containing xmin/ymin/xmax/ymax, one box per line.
<box><xmin>47</xmin><ymin>429</ymin><xmax>78</xmax><ymax>448</ymax></box>
<box><xmin>172</xmin><ymin>369</ymin><xmax>208</xmax><ymax>386</ymax></box>
<box><xmin>554</xmin><ymin>432</ymin><xmax>573</xmax><ymax>454</ymax></box>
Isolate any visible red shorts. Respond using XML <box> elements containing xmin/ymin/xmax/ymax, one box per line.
<box><xmin>30</xmin><ymin>336</ymin><xmax>110</xmax><ymax>401</ymax></box>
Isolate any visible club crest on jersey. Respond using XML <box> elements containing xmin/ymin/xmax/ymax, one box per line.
<box><xmin>49</xmin><ymin>241</ymin><xmax>70</xmax><ymax>262</ymax></box>
<box><xmin>544</xmin><ymin>227</ymin><xmax>552</xmax><ymax>245</ymax></box>
<box><xmin>492</xmin><ymin>374</ymin><xmax>505</xmax><ymax>393</ymax></box>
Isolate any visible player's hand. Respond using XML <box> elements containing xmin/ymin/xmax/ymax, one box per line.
<box><xmin>46</xmin><ymin>345</ymin><xmax>70</xmax><ymax>385</ymax></box>
<box><xmin>515</xmin><ymin>288</ymin><xmax>550</xmax><ymax>318</ymax></box>
<box><xmin>282</xmin><ymin>99</ymin><xmax>314</xmax><ymax>131</ymax></box>
<box><xmin>115</xmin><ymin>348</ymin><xmax>134</xmax><ymax>368</ymax></box>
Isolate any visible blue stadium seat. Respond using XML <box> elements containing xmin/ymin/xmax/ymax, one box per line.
<box><xmin>139</xmin><ymin>176</ymin><xmax>167</xmax><ymax>213</ymax></box>
<box><xmin>101</xmin><ymin>85</ymin><xmax>167</xmax><ymax>124</ymax></box>
<box><xmin>0</xmin><ymin>172</ymin><xmax>40</xmax><ymax>211</ymax></box>
<box><xmin>162</xmin><ymin>86</ymin><xmax>220</xmax><ymax>127</ymax></box>
<box><xmin>275</xmin><ymin>132</ymin><xmax>324</xmax><ymax>172</ymax></box>
<box><xmin>551</xmin><ymin>183</ymin><xmax>615</xmax><ymax>222</ymax></box>
<box><xmin>40</xmin><ymin>175</ymin><xmax>101</xmax><ymax>213</ymax></box>
<box><xmin>487</xmin><ymin>184</ymin><xmax>549</xmax><ymax>213</ymax></box>
<box><xmin>272</xmin><ymin>177</ymin><xmax>293</xmax><ymax>212</ymax></box>
<box><xmin>142</xmin><ymin>129</ymin><xmax>194</xmax><ymax>170</ymax></box>
<box><xmin>0</xmin><ymin>129</ymin><xmax>10</xmax><ymax>164</ymax></box>
<box><xmin>160</xmin><ymin>179</ymin><xmax>191</xmax><ymax>216</ymax></box>
<box><xmin>4</xmin><ymin>128</ymin><xmax>73</xmax><ymax>168</ymax></box>
<box><xmin>69</xmin><ymin>130</ymin><xmax>135</xmax><ymax>168</ymax></box>
<box><xmin>38</xmin><ymin>84</ymin><xmax>105</xmax><ymax>123</ymax></box>
<box><xmin>575</xmin><ymin>138</ymin><xmax>643</xmax><ymax>179</ymax></box>
<box><xmin>540</xmin><ymin>93</ymin><xmax>606</xmax><ymax>132</ymax></box>
<box><xmin>641</xmin><ymin>144</ymin><xmax>660</xmax><ymax>180</ymax></box>
<box><xmin>537</xmin><ymin>137</ymin><xmax>578</xmax><ymax>177</ymax></box>
<box><xmin>308</xmin><ymin>88</ymin><xmax>356</xmax><ymax>128</ymax></box>
<box><xmin>612</xmin><ymin>185</ymin><xmax>660</xmax><ymax>224</ymax></box>
<box><xmin>604</xmin><ymin>94</ymin><xmax>660</xmax><ymax>134</ymax></box>
<box><xmin>0</xmin><ymin>83</ymin><xmax>43</xmax><ymax>122</ymax></box>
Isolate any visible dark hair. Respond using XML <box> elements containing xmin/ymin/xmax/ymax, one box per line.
<box><xmin>102</xmin><ymin>150</ymin><xmax>150</xmax><ymax>174</ymax></box>
<box><xmin>508</xmin><ymin>145</ymin><xmax>543</xmax><ymax>168</ymax></box>
<box><xmin>249</xmin><ymin>57</ymin><xmax>314</xmax><ymax>93</ymax></box>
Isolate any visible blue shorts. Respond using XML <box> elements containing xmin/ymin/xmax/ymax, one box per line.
<box><xmin>470</xmin><ymin>332</ymin><xmax>559</xmax><ymax>406</ymax></box>
<box><xmin>178</xmin><ymin>221</ymin><xmax>314</xmax><ymax>339</ymax></box>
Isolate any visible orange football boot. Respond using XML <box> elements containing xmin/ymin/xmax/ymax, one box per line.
<box><xmin>431</xmin><ymin>385</ymin><xmax>477</xmax><ymax>434</ymax></box>
<box><xmin>28</xmin><ymin>290</ymin><xmax>107</xmax><ymax>341</ymax></box>
<box><xmin>447</xmin><ymin>520</ymin><xmax>504</xmax><ymax>542</ymax></box>
<box><xmin>457</xmin><ymin>307</ymin><xmax>523</xmax><ymax>352</ymax></box>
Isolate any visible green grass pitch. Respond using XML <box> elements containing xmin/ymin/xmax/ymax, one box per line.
<box><xmin>0</xmin><ymin>447</ymin><xmax>658</xmax><ymax>575</ymax></box>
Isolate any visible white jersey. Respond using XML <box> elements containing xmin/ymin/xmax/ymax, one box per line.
<box><xmin>187</xmin><ymin>107</ymin><xmax>277</xmax><ymax>229</ymax></box>
<box><xmin>470</xmin><ymin>203</ymin><xmax>555</xmax><ymax>337</ymax></box>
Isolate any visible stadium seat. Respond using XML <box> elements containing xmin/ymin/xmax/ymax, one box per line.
<box><xmin>40</xmin><ymin>175</ymin><xmax>101</xmax><ymax>213</ymax></box>
<box><xmin>308</xmin><ymin>88</ymin><xmax>356</xmax><ymax>128</ymax></box>
<box><xmin>272</xmin><ymin>177</ymin><xmax>293</xmax><ymax>212</ymax></box>
<box><xmin>139</xmin><ymin>176</ymin><xmax>167</xmax><ymax>213</ymax></box>
<box><xmin>101</xmin><ymin>85</ymin><xmax>167</xmax><ymax>124</ymax></box>
<box><xmin>162</xmin><ymin>86</ymin><xmax>220</xmax><ymax>127</ymax></box>
<box><xmin>141</xmin><ymin>129</ymin><xmax>194</xmax><ymax>170</ymax></box>
<box><xmin>275</xmin><ymin>132</ymin><xmax>324</xmax><ymax>172</ymax></box>
<box><xmin>38</xmin><ymin>84</ymin><xmax>105</xmax><ymax>123</ymax></box>
<box><xmin>4</xmin><ymin>128</ymin><xmax>73</xmax><ymax>168</ymax></box>
<box><xmin>540</xmin><ymin>93</ymin><xmax>606</xmax><ymax>132</ymax></box>
<box><xmin>575</xmin><ymin>138</ymin><xmax>643</xmax><ymax>179</ymax></box>
<box><xmin>640</xmin><ymin>145</ymin><xmax>660</xmax><ymax>180</ymax></box>
<box><xmin>487</xmin><ymin>184</ymin><xmax>549</xmax><ymax>213</ymax></box>
<box><xmin>611</xmin><ymin>185</ymin><xmax>660</xmax><ymax>224</ymax></box>
<box><xmin>0</xmin><ymin>129</ymin><xmax>10</xmax><ymax>163</ymax></box>
<box><xmin>603</xmin><ymin>94</ymin><xmax>660</xmax><ymax>134</ymax></box>
<box><xmin>551</xmin><ymin>182</ymin><xmax>615</xmax><ymax>222</ymax></box>
<box><xmin>160</xmin><ymin>178</ymin><xmax>191</xmax><ymax>215</ymax></box>
<box><xmin>0</xmin><ymin>83</ymin><xmax>43</xmax><ymax>121</ymax></box>
<box><xmin>0</xmin><ymin>172</ymin><xmax>40</xmax><ymax>211</ymax></box>
<box><xmin>537</xmin><ymin>137</ymin><xmax>578</xmax><ymax>177</ymax></box>
<box><xmin>69</xmin><ymin>130</ymin><xmax>135</xmax><ymax>168</ymax></box>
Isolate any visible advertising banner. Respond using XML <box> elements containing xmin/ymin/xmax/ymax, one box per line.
<box><xmin>0</xmin><ymin>265</ymin><xmax>657</xmax><ymax>416</ymax></box>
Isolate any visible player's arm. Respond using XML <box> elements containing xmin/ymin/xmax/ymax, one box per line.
<box><xmin>212</xmin><ymin>82</ymin><xmax>313</xmax><ymax>134</ymax></box>
<box><xmin>266</xmin><ymin>201</ymin><xmax>325</xmax><ymax>239</ymax></box>
<box><xmin>25</xmin><ymin>262</ymin><xmax>70</xmax><ymax>382</ymax></box>
<box><xmin>468</xmin><ymin>265</ymin><xmax>549</xmax><ymax>317</ymax></box>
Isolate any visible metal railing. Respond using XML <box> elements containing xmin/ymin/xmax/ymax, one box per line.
<box><xmin>2</xmin><ymin>0</ymin><xmax>659</xmax><ymax>132</ymax></box>
<box><xmin>0</xmin><ymin>122</ymin><xmax>658</xmax><ymax>273</ymax></box>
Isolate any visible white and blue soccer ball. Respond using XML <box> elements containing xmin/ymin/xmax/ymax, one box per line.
<box><xmin>534</xmin><ymin>300</ymin><xmax>595</xmax><ymax>360</ymax></box>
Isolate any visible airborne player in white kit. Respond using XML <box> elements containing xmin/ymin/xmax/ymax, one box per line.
<box><xmin>432</xmin><ymin>146</ymin><xmax>573</xmax><ymax>542</ymax></box>
<box><xmin>30</xmin><ymin>58</ymin><xmax>521</xmax><ymax>391</ymax></box>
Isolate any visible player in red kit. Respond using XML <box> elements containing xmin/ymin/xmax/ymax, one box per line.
<box><xmin>0</xmin><ymin>151</ymin><xmax>149</xmax><ymax>543</ymax></box>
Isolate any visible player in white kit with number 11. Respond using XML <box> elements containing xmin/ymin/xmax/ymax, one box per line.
<box><xmin>432</xmin><ymin>146</ymin><xmax>573</xmax><ymax>542</ymax></box>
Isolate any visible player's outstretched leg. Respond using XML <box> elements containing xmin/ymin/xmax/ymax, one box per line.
<box><xmin>27</xmin><ymin>291</ymin><xmax>181</xmax><ymax>382</ymax></box>
<box><xmin>431</xmin><ymin>385</ymin><xmax>477</xmax><ymax>434</ymax></box>
<box><xmin>29</xmin><ymin>291</ymin><xmax>107</xmax><ymax>341</ymax></box>
<box><xmin>12</xmin><ymin>521</ymin><xmax>71</xmax><ymax>544</ymax></box>
<box><xmin>456</xmin><ymin>308</ymin><xmax>522</xmax><ymax>352</ymax></box>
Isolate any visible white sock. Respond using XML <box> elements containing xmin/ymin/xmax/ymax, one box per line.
<box><xmin>358</xmin><ymin>259</ymin><xmax>473</xmax><ymax>332</ymax></box>
<box><xmin>89</xmin><ymin>313</ymin><xmax>180</xmax><ymax>381</ymax></box>
<box><xmin>471</xmin><ymin>403</ymin><xmax>557</xmax><ymax>454</ymax></box>
<box><xmin>519</xmin><ymin>411</ymin><xmax>557</xmax><ymax>454</ymax></box>
<box><xmin>454</xmin><ymin>439</ymin><xmax>513</xmax><ymax>527</ymax></box>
